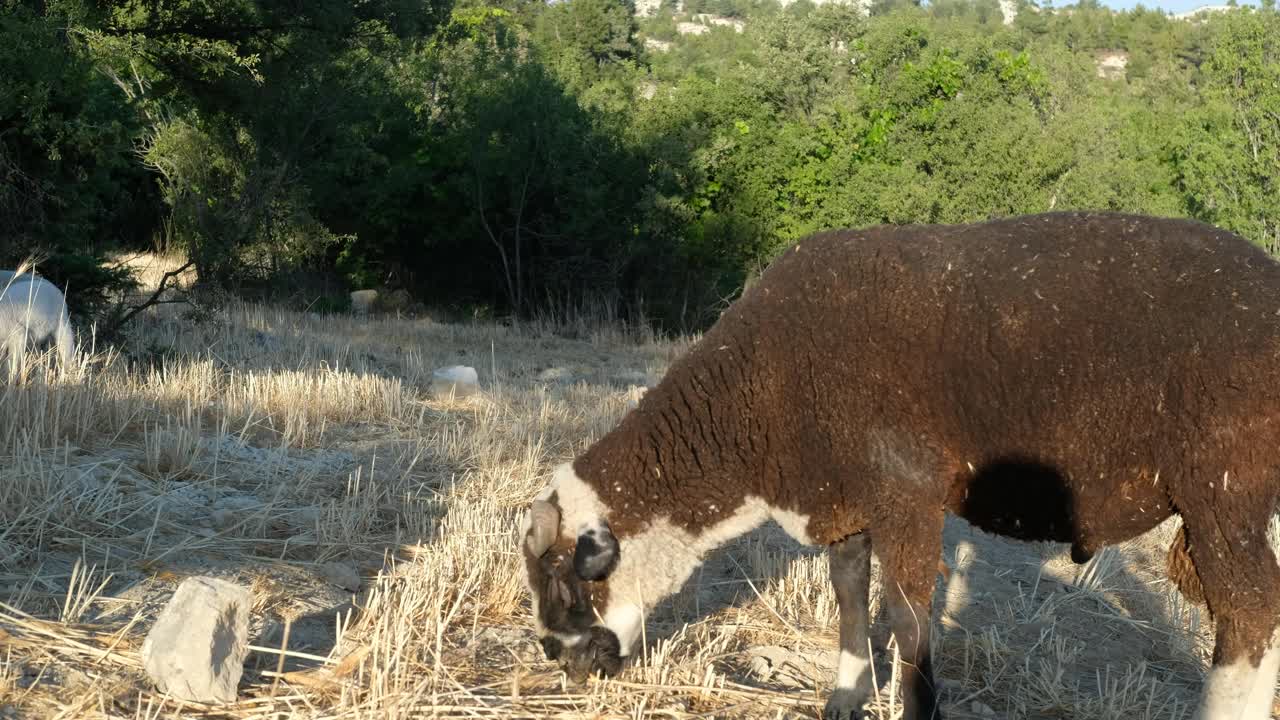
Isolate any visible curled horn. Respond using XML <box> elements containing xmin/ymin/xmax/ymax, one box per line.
<box><xmin>525</xmin><ymin>499</ymin><xmax>561</xmax><ymax>557</ymax></box>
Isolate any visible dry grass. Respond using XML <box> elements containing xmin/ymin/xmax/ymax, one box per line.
<box><xmin>107</xmin><ymin>250</ymin><xmax>198</xmax><ymax>301</ymax></box>
<box><xmin>0</xmin><ymin>254</ymin><xmax>1268</xmax><ymax>719</ymax></box>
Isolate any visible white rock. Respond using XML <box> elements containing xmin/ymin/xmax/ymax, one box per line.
<box><xmin>141</xmin><ymin>577</ymin><xmax>252</xmax><ymax>704</ymax></box>
<box><xmin>431</xmin><ymin>365</ymin><xmax>480</xmax><ymax>399</ymax></box>
<box><xmin>350</xmin><ymin>289</ymin><xmax>378</xmax><ymax>314</ymax></box>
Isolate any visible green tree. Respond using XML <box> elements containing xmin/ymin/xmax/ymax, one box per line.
<box><xmin>0</xmin><ymin>4</ymin><xmax>147</xmax><ymax>318</ymax></box>
<box><xmin>72</xmin><ymin>0</ymin><xmax>452</xmax><ymax>289</ymax></box>
<box><xmin>1171</xmin><ymin>9</ymin><xmax>1280</xmax><ymax>251</ymax></box>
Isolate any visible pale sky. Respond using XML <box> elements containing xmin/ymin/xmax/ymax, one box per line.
<box><xmin>1090</xmin><ymin>0</ymin><xmax>1258</xmax><ymax>11</ymax></box>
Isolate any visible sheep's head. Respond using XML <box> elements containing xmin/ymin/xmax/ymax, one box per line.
<box><xmin>521</xmin><ymin>494</ymin><xmax>626</xmax><ymax>683</ymax></box>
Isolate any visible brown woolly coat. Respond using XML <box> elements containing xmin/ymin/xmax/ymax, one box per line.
<box><xmin>573</xmin><ymin>212</ymin><xmax>1280</xmax><ymax>658</ymax></box>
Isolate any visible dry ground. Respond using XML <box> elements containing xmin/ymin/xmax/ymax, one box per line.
<box><xmin>0</xmin><ymin>253</ymin><xmax>1273</xmax><ymax>719</ymax></box>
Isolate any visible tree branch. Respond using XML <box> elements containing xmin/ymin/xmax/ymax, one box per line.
<box><xmin>113</xmin><ymin>260</ymin><xmax>195</xmax><ymax>329</ymax></box>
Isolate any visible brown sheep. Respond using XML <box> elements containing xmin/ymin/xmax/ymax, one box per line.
<box><xmin>519</xmin><ymin>211</ymin><xmax>1280</xmax><ymax>720</ymax></box>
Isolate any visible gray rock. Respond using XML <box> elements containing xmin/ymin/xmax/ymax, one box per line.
<box><xmin>141</xmin><ymin>576</ymin><xmax>252</xmax><ymax>704</ymax></box>
<box><xmin>745</xmin><ymin>645</ymin><xmax>834</xmax><ymax>688</ymax></box>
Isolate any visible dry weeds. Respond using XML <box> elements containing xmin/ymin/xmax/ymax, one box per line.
<box><xmin>0</xmin><ymin>255</ymin><xmax>1270</xmax><ymax>719</ymax></box>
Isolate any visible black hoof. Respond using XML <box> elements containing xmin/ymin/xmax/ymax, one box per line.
<box><xmin>1071</xmin><ymin>541</ymin><xmax>1094</xmax><ymax>564</ymax></box>
<box><xmin>822</xmin><ymin>688</ymin><xmax>870</xmax><ymax>720</ymax></box>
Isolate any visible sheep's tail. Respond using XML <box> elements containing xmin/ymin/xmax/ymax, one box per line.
<box><xmin>1167</xmin><ymin>521</ymin><xmax>1206</xmax><ymax>607</ymax></box>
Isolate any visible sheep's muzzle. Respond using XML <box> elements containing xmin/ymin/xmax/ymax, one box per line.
<box><xmin>540</xmin><ymin>626</ymin><xmax>623</xmax><ymax>684</ymax></box>
<box><xmin>523</xmin><ymin>498</ymin><xmax>623</xmax><ymax>683</ymax></box>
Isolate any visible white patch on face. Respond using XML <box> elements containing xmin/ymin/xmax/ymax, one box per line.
<box><xmin>545</xmin><ymin>462</ymin><xmax>609</xmax><ymax>537</ymax></box>
<box><xmin>578</xmin><ymin>519</ymin><xmax>611</xmax><ymax>543</ymax></box>
<box><xmin>554</xmin><ymin>631</ymin><xmax>586</xmax><ymax>648</ymax></box>
<box><xmin>837</xmin><ymin>648</ymin><xmax>870</xmax><ymax>689</ymax></box>
<box><xmin>771</xmin><ymin>505</ymin><xmax>815</xmax><ymax>545</ymax></box>
<box><xmin>599</xmin><ymin>497</ymin><xmax>772</xmax><ymax>656</ymax></box>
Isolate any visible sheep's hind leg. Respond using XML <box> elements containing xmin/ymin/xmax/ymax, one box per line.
<box><xmin>1179</xmin><ymin>497</ymin><xmax>1280</xmax><ymax>720</ymax></box>
<box><xmin>824</xmin><ymin>532</ymin><xmax>874</xmax><ymax>720</ymax></box>
<box><xmin>3</xmin><ymin>333</ymin><xmax>22</xmax><ymax>382</ymax></box>
<box><xmin>875</xmin><ymin>508</ymin><xmax>946</xmax><ymax>720</ymax></box>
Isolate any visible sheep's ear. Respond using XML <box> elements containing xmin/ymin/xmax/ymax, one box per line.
<box><xmin>574</xmin><ymin>522</ymin><xmax>619</xmax><ymax>581</ymax></box>
<box><xmin>525</xmin><ymin>500</ymin><xmax>561</xmax><ymax>557</ymax></box>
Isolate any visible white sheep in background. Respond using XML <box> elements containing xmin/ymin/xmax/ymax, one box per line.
<box><xmin>1</xmin><ymin>270</ymin><xmax>76</xmax><ymax>380</ymax></box>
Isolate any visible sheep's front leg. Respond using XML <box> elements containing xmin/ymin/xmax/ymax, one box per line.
<box><xmin>824</xmin><ymin>532</ymin><xmax>873</xmax><ymax>720</ymax></box>
<box><xmin>876</xmin><ymin>509</ymin><xmax>945</xmax><ymax>720</ymax></box>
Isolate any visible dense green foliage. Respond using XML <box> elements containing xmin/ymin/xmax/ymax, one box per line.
<box><xmin>2</xmin><ymin>0</ymin><xmax>1278</xmax><ymax>330</ymax></box>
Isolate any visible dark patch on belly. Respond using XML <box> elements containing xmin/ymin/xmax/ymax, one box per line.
<box><xmin>955</xmin><ymin>456</ymin><xmax>1079</xmax><ymax>544</ymax></box>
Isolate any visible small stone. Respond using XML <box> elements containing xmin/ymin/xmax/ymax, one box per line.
<box><xmin>743</xmin><ymin>645</ymin><xmax>823</xmax><ymax>688</ymax></box>
<box><xmin>141</xmin><ymin>576</ymin><xmax>252</xmax><ymax>704</ymax></box>
<box><xmin>536</xmin><ymin>366</ymin><xmax>575</xmax><ymax>383</ymax></box>
<box><xmin>319</xmin><ymin>562</ymin><xmax>361</xmax><ymax>592</ymax></box>
<box><xmin>210</xmin><ymin>495</ymin><xmax>263</xmax><ymax>529</ymax></box>
<box><xmin>210</xmin><ymin>509</ymin><xmax>237</xmax><ymax>529</ymax></box>
<box><xmin>970</xmin><ymin>700</ymin><xmax>996</xmax><ymax>716</ymax></box>
<box><xmin>214</xmin><ymin>494</ymin><xmax>263</xmax><ymax>512</ymax></box>
<box><xmin>612</xmin><ymin>369</ymin><xmax>648</xmax><ymax>385</ymax></box>
<box><xmin>68</xmin><ymin>466</ymin><xmax>105</xmax><ymax>492</ymax></box>
<box><xmin>292</xmin><ymin>505</ymin><xmax>323</xmax><ymax>528</ymax></box>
